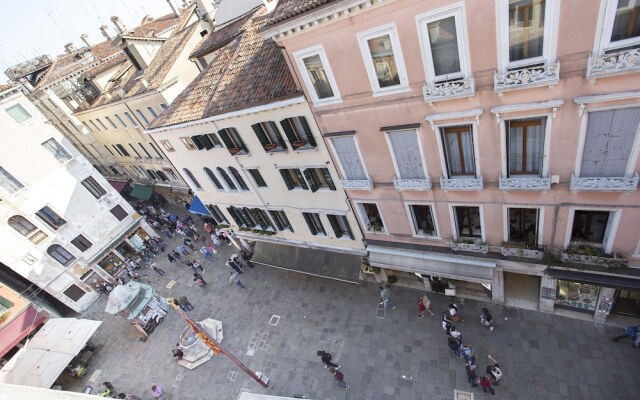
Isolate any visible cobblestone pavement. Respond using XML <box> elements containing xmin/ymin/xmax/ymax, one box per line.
<box><xmin>68</xmin><ymin>216</ymin><xmax>640</xmax><ymax>400</ymax></box>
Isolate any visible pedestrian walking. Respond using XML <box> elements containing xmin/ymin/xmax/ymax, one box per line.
<box><xmin>183</xmin><ymin>238</ymin><xmax>196</xmax><ymax>251</ymax></box>
<box><xmin>116</xmin><ymin>393</ymin><xmax>142</xmax><ymax>400</ymax></box>
<box><xmin>227</xmin><ymin>259</ymin><xmax>243</xmax><ymax>274</ymax></box>
<box><xmin>229</xmin><ymin>271</ymin><xmax>246</xmax><ymax>288</ymax></box>
<box><xmin>162</xmin><ymin>228</ymin><xmax>174</xmax><ymax>239</ymax></box>
<box><xmin>150</xmin><ymin>263</ymin><xmax>166</xmax><ymax>276</ymax></box>
<box><xmin>480</xmin><ymin>307</ymin><xmax>494</xmax><ymax>331</ymax></box>
<box><xmin>177</xmin><ymin>244</ymin><xmax>189</xmax><ymax>255</ymax></box>
<box><xmin>465</xmin><ymin>364</ymin><xmax>478</xmax><ymax>387</ymax></box>
<box><xmin>193</xmin><ymin>273</ymin><xmax>207</xmax><ymax>288</ymax></box>
<box><xmin>211</xmin><ymin>234</ymin><xmax>221</xmax><ymax>246</ymax></box>
<box><xmin>442</xmin><ymin>312</ymin><xmax>453</xmax><ymax>334</ymax></box>
<box><xmin>459</xmin><ymin>342</ymin><xmax>473</xmax><ymax>359</ymax></box>
<box><xmin>102</xmin><ymin>382</ymin><xmax>115</xmax><ymax>397</ymax></box>
<box><xmin>479</xmin><ymin>375</ymin><xmax>495</xmax><ymax>395</ymax></box>
<box><xmin>448</xmin><ymin>303</ymin><xmax>463</xmax><ymax>322</ymax></box>
<box><xmin>151</xmin><ymin>385</ymin><xmax>165</xmax><ymax>399</ymax></box>
<box><xmin>420</xmin><ymin>295</ymin><xmax>435</xmax><ymax>317</ymax></box>
<box><xmin>486</xmin><ymin>355</ymin><xmax>503</xmax><ymax>385</ymax></box>
<box><xmin>192</xmin><ymin>259</ymin><xmax>204</xmax><ymax>273</ymax></box>
<box><xmin>449</xmin><ymin>326</ymin><xmax>462</xmax><ymax>342</ymax></box>
<box><xmin>317</xmin><ymin>350</ymin><xmax>340</xmax><ymax>369</ymax></box>
<box><xmin>447</xmin><ymin>336</ymin><xmax>460</xmax><ymax>357</ymax></box>
<box><xmin>612</xmin><ymin>324</ymin><xmax>640</xmax><ymax>348</ymax></box>
<box><xmin>178</xmin><ymin>296</ymin><xmax>195</xmax><ymax>311</ymax></box>
<box><xmin>379</xmin><ymin>284</ymin><xmax>397</xmax><ymax>309</ymax></box>
<box><xmin>200</xmin><ymin>246</ymin><xmax>213</xmax><ymax>261</ymax></box>
<box><xmin>172</xmin><ymin>345</ymin><xmax>184</xmax><ymax>361</ymax></box>
<box><xmin>329</xmin><ymin>368</ymin><xmax>349</xmax><ymax>390</ymax></box>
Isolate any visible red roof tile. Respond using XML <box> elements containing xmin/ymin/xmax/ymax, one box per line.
<box><xmin>190</xmin><ymin>8</ymin><xmax>257</xmax><ymax>59</ymax></box>
<box><xmin>265</xmin><ymin>0</ymin><xmax>341</xmax><ymax>28</ymax></box>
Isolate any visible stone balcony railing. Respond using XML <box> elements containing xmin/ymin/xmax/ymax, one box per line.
<box><xmin>586</xmin><ymin>48</ymin><xmax>640</xmax><ymax>80</ymax></box>
<box><xmin>423</xmin><ymin>77</ymin><xmax>475</xmax><ymax>104</ymax></box>
<box><xmin>494</xmin><ymin>62</ymin><xmax>560</xmax><ymax>93</ymax></box>
<box><xmin>450</xmin><ymin>241</ymin><xmax>488</xmax><ymax>254</ymax></box>
<box><xmin>393</xmin><ymin>177</ymin><xmax>432</xmax><ymax>191</ymax></box>
<box><xmin>340</xmin><ymin>177</ymin><xmax>373</xmax><ymax>191</ymax></box>
<box><xmin>560</xmin><ymin>252</ymin><xmax>628</xmax><ymax>268</ymax></box>
<box><xmin>569</xmin><ymin>172</ymin><xmax>639</xmax><ymax>192</ymax></box>
<box><xmin>499</xmin><ymin>175</ymin><xmax>551</xmax><ymax>191</ymax></box>
<box><xmin>440</xmin><ymin>175</ymin><xmax>483</xmax><ymax>191</ymax></box>
<box><xmin>500</xmin><ymin>247</ymin><xmax>544</xmax><ymax>260</ymax></box>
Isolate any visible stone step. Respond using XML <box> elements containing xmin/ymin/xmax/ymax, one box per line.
<box><xmin>178</xmin><ymin>350</ymin><xmax>213</xmax><ymax>370</ymax></box>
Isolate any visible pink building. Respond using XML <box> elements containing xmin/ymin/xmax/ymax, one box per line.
<box><xmin>262</xmin><ymin>0</ymin><xmax>640</xmax><ymax>323</ymax></box>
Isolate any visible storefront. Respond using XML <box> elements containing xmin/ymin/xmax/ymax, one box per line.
<box><xmin>127</xmin><ymin>228</ymin><xmax>151</xmax><ymax>251</ymax></box>
<box><xmin>97</xmin><ymin>252</ymin><xmax>126</xmax><ymax>277</ymax></box>
<box><xmin>555</xmin><ymin>280</ymin><xmax>600</xmax><ymax>314</ymax></box>
<box><xmin>611</xmin><ymin>289</ymin><xmax>640</xmax><ymax>317</ymax></box>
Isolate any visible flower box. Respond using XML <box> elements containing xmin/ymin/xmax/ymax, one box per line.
<box><xmin>500</xmin><ymin>247</ymin><xmax>544</xmax><ymax>260</ymax></box>
<box><xmin>291</xmin><ymin>141</ymin><xmax>307</xmax><ymax>149</ymax></box>
<box><xmin>450</xmin><ymin>241</ymin><xmax>488</xmax><ymax>254</ymax></box>
<box><xmin>263</xmin><ymin>143</ymin><xmax>278</xmax><ymax>151</ymax></box>
<box><xmin>560</xmin><ymin>252</ymin><xmax>628</xmax><ymax>268</ymax></box>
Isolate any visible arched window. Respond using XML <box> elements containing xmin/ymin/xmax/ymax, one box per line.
<box><xmin>156</xmin><ymin>170</ymin><xmax>168</xmax><ymax>181</ymax></box>
<box><xmin>183</xmin><ymin>168</ymin><xmax>202</xmax><ymax>189</ymax></box>
<box><xmin>146</xmin><ymin>169</ymin><xmax>159</xmax><ymax>180</ymax></box>
<box><xmin>204</xmin><ymin>168</ymin><xmax>224</xmax><ymax>190</ymax></box>
<box><xmin>8</xmin><ymin>215</ymin><xmax>37</xmax><ymax>236</ymax></box>
<box><xmin>47</xmin><ymin>244</ymin><xmax>75</xmax><ymax>266</ymax></box>
<box><xmin>217</xmin><ymin>167</ymin><xmax>236</xmax><ymax>190</ymax></box>
<box><xmin>229</xmin><ymin>167</ymin><xmax>249</xmax><ymax>191</ymax></box>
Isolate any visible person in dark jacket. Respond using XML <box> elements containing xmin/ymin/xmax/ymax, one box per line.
<box><xmin>447</xmin><ymin>336</ymin><xmax>460</xmax><ymax>357</ymax></box>
<box><xmin>317</xmin><ymin>350</ymin><xmax>340</xmax><ymax>369</ymax></box>
<box><xmin>465</xmin><ymin>364</ymin><xmax>478</xmax><ymax>387</ymax></box>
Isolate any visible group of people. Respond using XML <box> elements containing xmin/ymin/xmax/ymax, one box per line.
<box><xmin>317</xmin><ymin>350</ymin><xmax>349</xmax><ymax>390</ymax></box>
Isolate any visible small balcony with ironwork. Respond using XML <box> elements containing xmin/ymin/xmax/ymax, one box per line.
<box><xmin>569</xmin><ymin>172</ymin><xmax>639</xmax><ymax>192</ymax></box>
<box><xmin>393</xmin><ymin>176</ymin><xmax>432</xmax><ymax>191</ymax></box>
<box><xmin>422</xmin><ymin>77</ymin><xmax>475</xmax><ymax>104</ymax></box>
<box><xmin>440</xmin><ymin>175</ymin><xmax>483</xmax><ymax>191</ymax></box>
<box><xmin>494</xmin><ymin>62</ymin><xmax>560</xmax><ymax>93</ymax></box>
<box><xmin>340</xmin><ymin>177</ymin><xmax>373</xmax><ymax>191</ymax></box>
<box><xmin>586</xmin><ymin>48</ymin><xmax>640</xmax><ymax>80</ymax></box>
<box><xmin>499</xmin><ymin>175</ymin><xmax>551</xmax><ymax>191</ymax></box>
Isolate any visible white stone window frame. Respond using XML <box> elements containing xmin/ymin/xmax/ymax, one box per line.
<box><xmin>404</xmin><ymin>202</ymin><xmax>441</xmax><ymax>239</ymax></box>
<box><xmin>4</xmin><ymin>103</ymin><xmax>32</xmax><ymax>125</ymax></box>
<box><xmin>415</xmin><ymin>2</ymin><xmax>472</xmax><ymax>83</ymax></box>
<box><xmin>354</xmin><ymin>201</ymin><xmax>389</xmax><ymax>235</ymax></box>
<box><xmin>327</xmin><ymin>134</ymin><xmax>371</xmax><ymax>181</ymax></box>
<box><xmin>293</xmin><ymin>45</ymin><xmax>342</xmax><ymax>106</ymax></box>
<box><xmin>303</xmin><ymin>211</ymin><xmax>327</xmax><ymax>237</ymax></box>
<box><xmin>356</xmin><ymin>23</ymin><xmax>410</xmax><ymax>97</ymax></box>
<box><xmin>573</xmin><ymin>102</ymin><xmax>640</xmax><ymax>179</ymax></box>
<box><xmin>383</xmin><ymin>128</ymin><xmax>429</xmax><ymax>180</ymax></box>
<box><xmin>593</xmin><ymin>0</ymin><xmax>640</xmax><ymax>55</ymax></box>
<box><xmin>494</xmin><ymin>0</ymin><xmax>561</xmax><ymax>71</ymax></box>
<box><xmin>266</xmin><ymin>208</ymin><xmax>294</xmax><ymax>233</ymax></box>
<box><xmin>502</xmin><ymin>204</ymin><xmax>545</xmax><ymax>246</ymax></box>
<box><xmin>448</xmin><ymin>203</ymin><xmax>486</xmax><ymax>242</ymax></box>
<box><xmin>204</xmin><ymin>167</ymin><xmax>227</xmax><ymax>192</ymax></box>
<box><xmin>159</xmin><ymin>139</ymin><xmax>175</xmax><ymax>152</ymax></box>
<box><xmin>326</xmin><ymin>212</ymin><xmax>354</xmax><ymax>241</ymax></box>
<box><xmin>431</xmin><ymin>116</ymin><xmax>482</xmax><ymax>180</ymax></box>
<box><xmin>563</xmin><ymin>207</ymin><xmax>622</xmax><ymax>254</ymax></box>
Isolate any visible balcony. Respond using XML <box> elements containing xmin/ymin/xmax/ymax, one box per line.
<box><xmin>586</xmin><ymin>48</ymin><xmax>640</xmax><ymax>80</ymax></box>
<box><xmin>570</xmin><ymin>172</ymin><xmax>639</xmax><ymax>192</ymax></box>
<box><xmin>561</xmin><ymin>244</ymin><xmax>628</xmax><ymax>268</ymax></box>
<box><xmin>340</xmin><ymin>177</ymin><xmax>373</xmax><ymax>191</ymax></box>
<box><xmin>393</xmin><ymin>177</ymin><xmax>432</xmax><ymax>191</ymax></box>
<box><xmin>499</xmin><ymin>175</ymin><xmax>551</xmax><ymax>191</ymax></box>
<box><xmin>494</xmin><ymin>62</ymin><xmax>560</xmax><ymax>93</ymax></box>
<box><xmin>440</xmin><ymin>175</ymin><xmax>483</xmax><ymax>191</ymax></box>
<box><xmin>422</xmin><ymin>78</ymin><xmax>475</xmax><ymax>104</ymax></box>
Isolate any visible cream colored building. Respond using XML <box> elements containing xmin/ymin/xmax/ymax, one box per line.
<box><xmin>148</xmin><ymin>4</ymin><xmax>365</xmax><ymax>282</ymax></box>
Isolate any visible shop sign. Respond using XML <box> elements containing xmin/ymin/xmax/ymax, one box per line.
<box><xmin>540</xmin><ymin>287</ymin><xmax>556</xmax><ymax>300</ymax></box>
<box><xmin>597</xmin><ymin>296</ymin><xmax>613</xmax><ymax>314</ymax></box>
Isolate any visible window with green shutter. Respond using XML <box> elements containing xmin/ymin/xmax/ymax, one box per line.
<box><xmin>302</xmin><ymin>168</ymin><xmax>336</xmax><ymax>191</ymax></box>
<box><xmin>269</xmin><ymin>210</ymin><xmax>293</xmax><ymax>232</ymax></box>
<box><xmin>280</xmin><ymin>116</ymin><xmax>317</xmax><ymax>150</ymax></box>
<box><xmin>248</xmin><ymin>169</ymin><xmax>267</xmax><ymax>187</ymax></box>
<box><xmin>327</xmin><ymin>214</ymin><xmax>354</xmax><ymax>239</ymax></box>
<box><xmin>302</xmin><ymin>212</ymin><xmax>325</xmax><ymax>235</ymax></box>
<box><xmin>279</xmin><ymin>169</ymin><xmax>308</xmax><ymax>190</ymax></box>
<box><xmin>252</xmin><ymin>121</ymin><xmax>288</xmax><ymax>152</ymax></box>
<box><xmin>218</xmin><ymin>127</ymin><xmax>248</xmax><ymax>155</ymax></box>
<box><xmin>227</xmin><ymin>207</ymin><xmax>245</xmax><ymax>227</ymax></box>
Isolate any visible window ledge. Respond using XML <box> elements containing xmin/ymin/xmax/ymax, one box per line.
<box><xmin>499</xmin><ymin>175</ymin><xmax>551</xmax><ymax>191</ymax></box>
<box><xmin>440</xmin><ymin>175</ymin><xmax>483</xmax><ymax>191</ymax></box>
<box><xmin>393</xmin><ymin>177</ymin><xmax>432</xmax><ymax>191</ymax></box>
<box><xmin>372</xmin><ymin>86</ymin><xmax>411</xmax><ymax>98</ymax></box>
<box><xmin>586</xmin><ymin>48</ymin><xmax>640</xmax><ymax>80</ymax></box>
<box><xmin>450</xmin><ymin>241</ymin><xmax>488</xmax><ymax>254</ymax></box>
<box><xmin>494</xmin><ymin>62</ymin><xmax>560</xmax><ymax>93</ymax></box>
<box><xmin>423</xmin><ymin>77</ymin><xmax>475</xmax><ymax>104</ymax></box>
<box><xmin>569</xmin><ymin>172</ymin><xmax>639</xmax><ymax>192</ymax></box>
<box><xmin>340</xmin><ymin>177</ymin><xmax>373</xmax><ymax>191</ymax></box>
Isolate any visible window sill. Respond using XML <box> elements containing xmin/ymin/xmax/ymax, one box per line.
<box><xmin>312</xmin><ymin>98</ymin><xmax>343</xmax><ymax>107</ymax></box>
<box><xmin>371</xmin><ymin>86</ymin><xmax>411</xmax><ymax>98</ymax></box>
<box><xmin>412</xmin><ymin>234</ymin><xmax>440</xmax><ymax>240</ymax></box>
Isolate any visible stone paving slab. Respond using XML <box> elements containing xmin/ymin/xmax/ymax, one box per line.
<box><xmin>67</xmin><ymin>215</ymin><xmax>640</xmax><ymax>400</ymax></box>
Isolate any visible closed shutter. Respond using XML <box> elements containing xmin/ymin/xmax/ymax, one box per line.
<box><xmin>280</xmin><ymin>169</ymin><xmax>294</xmax><ymax>190</ymax></box>
<box><xmin>281</xmin><ymin>211</ymin><xmax>293</xmax><ymax>232</ymax></box>
<box><xmin>303</xmin><ymin>213</ymin><xmax>317</xmax><ymax>235</ymax></box>
<box><xmin>251</xmin><ymin>209</ymin><xmax>268</xmax><ymax>229</ymax></box>
<box><xmin>343</xmin><ymin>216</ymin><xmax>354</xmax><ymax>239</ymax></box>
<box><xmin>218</xmin><ymin>129</ymin><xmax>235</xmax><ymax>149</ymax></box>
<box><xmin>299</xmin><ymin>116</ymin><xmax>317</xmax><ymax>147</ymax></box>
<box><xmin>251</xmin><ymin>123</ymin><xmax>269</xmax><ymax>146</ymax></box>
<box><xmin>357</xmin><ymin>203</ymin><xmax>371</xmax><ymax>230</ymax></box>
<box><xmin>191</xmin><ymin>136</ymin><xmax>205</xmax><ymax>150</ymax></box>
<box><xmin>303</xmin><ymin>169</ymin><xmax>319</xmax><ymax>192</ymax></box>
<box><xmin>227</xmin><ymin>207</ymin><xmax>243</xmax><ymax>226</ymax></box>
<box><xmin>321</xmin><ymin>168</ymin><xmax>336</xmax><ymax>190</ymax></box>
<box><xmin>200</xmin><ymin>135</ymin><xmax>214</xmax><ymax>150</ymax></box>
<box><xmin>327</xmin><ymin>215</ymin><xmax>342</xmax><ymax>238</ymax></box>
<box><xmin>295</xmin><ymin>169</ymin><xmax>309</xmax><ymax>190</ymax></box>
<box><xmin>234</xmin><ymin>130</ymin><xmax>249</xmax><ymax>153</ymax></box>
<box><xmin>269</xmin><ymin>121</ymin><xmax>288</xmax><ymax>149</ymax></box>
<box><xmin>388</xmin><ymin>130</ymin><xmax>425</xmax><ymax>179</ymax></box>
<box><xmin>581</xmin><ymin>108</ymin><xmax>640</xmax><ymax>177</ymax></box>
<box><xmin>280</xmin><ymin>118</ymin><xmax>297</xmax><ymax>144</ymax></box>
<box><xmin>269</xmin><ymin>211</ymin><xmax>284</xmax><ymax>230</ymax></box>
<box><xmin>331</xmin><ymin>136</ymin><xmax>367</xmax><ymax>180</ymax></box>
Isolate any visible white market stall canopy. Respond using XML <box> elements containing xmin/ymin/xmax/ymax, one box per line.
<box><xmin>26</xmin><ymin>318</ymin><xmax>102</xmax><ymax>355</ymax></box>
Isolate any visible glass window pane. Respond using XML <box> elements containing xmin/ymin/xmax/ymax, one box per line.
<box><xmin>303</xmin><ymin>54</ymin><xmax>334</xmax><ymax>99</ymax></box>
<box><xmin>509</xmin><ymin>0</ymin><xmax>545</xmax><ymax>62</ymax></box>
<box><xmin>611</xmin><ymin>1</ymin><xmax>640</xmax><ymax>42</ymax></box>
<box><xmin>5</xmin><ymin>104</ymin><xmax>32</xmax><ymax>123</ymax></box>
<box><xmin>367</xmin><ymin>34</ymin><xmax>401</xmax><ymax>87</ymax></box>
<box><xmin>42</xmin><ymin>138</ymin><xmax>72</xmax><ymax>163</ymax></box>
<box><xmin>0</xmin><ymin>166</ymin><xmax>24</xmax><ymax>194</ymax></box>
<box><xmin>443</xmin><ymin>126</ymin><xmax>474</xmax><ymax>176</ymax></box>
<box><xmin>428</xmin><ymin>16</ymin><xmax>461</xmax><ymax>76</ymax></box>
<box><xmin>455</xmin><ymin>206</ymin><xmax>481</xmax><ymax>238</ymax></box>
<box><xmin>508</xmin><ymin>118</ymin><xmax>544</xmax><ymax>176</ymax></box>
<box><xmin>571</xmin><ymin>210</ymin><xmax>609</xmax><ymax>243</ymax></box>
<box><xmin>508</xmin><ymin>208</ymin><xmax>538</xmax><ymax>243</ymax></box>
<box><xmin>411</xmin><ymin>205</ymin><xmax>436</xmax><ymax>236</ymax></box>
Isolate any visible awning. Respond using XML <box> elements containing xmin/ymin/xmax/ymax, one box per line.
<box><xmin>107</xmin><ymin>180</ymin><xmax>127</xmax><ymax>193</ymax></box>
<box><xmin>154</xmin><ymin>184</ymin><xmax>172</xmax><ymax>195</ymax></box>
<box><xmin>0</xmin><ymin>348</ymin><xmax>74</xmax><ymax>388</ymax></box>
<box><xmin>26</xmin><ymin>318</ymin><xmax>102</xmax><ymax>355</ymax></box>
<box><xmin>546</xmin><ymin>268</ymin><xmax>640</xmax><ymax>290</ymax></box>
<box><xmin>251</xmin><ymin>242</ymin><xmax>362</xmax><ymax>284</ymax></box>
<box><xmin>0</xmin><ymin>306</ymin><xmax>46</xmax><ymax>358</ymax></box>
<box><xmin>129</xmin><ymin>184</ymin><xmax>153</xmax><ymax>200</ymax></box>
<box><xmin>188</xmin><ymin>196</ymin><xmax>211</xmax><ymax>216</ymax></box>
<box><xmin>368</xmin><ymin>244</ymin><xmax>496</xmax><ymax>284</ymax></box>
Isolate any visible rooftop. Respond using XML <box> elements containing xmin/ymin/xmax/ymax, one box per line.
<box><xmin>265</xmin><ymin>0</ymin><xmax>340</xmax><ymax>28</ymax></box>
<box><xmin>190</xmin><ymin>8</ymin><xmax>257</xmax><ymax>59</ymax></box>
<box><xmin>148</xmin><ymin>6</ymin><xmax>299</xmax><ymax>130</ymax></box>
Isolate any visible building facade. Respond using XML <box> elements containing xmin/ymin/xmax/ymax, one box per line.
<box><xmin>0</xmin><ymin>83</ymin><xmax>155</xmax><ymax>313</ymax></box>
<box><xmin>262</xmin><ymin>0</ymin><xmax>640</xmax><ymax>322</ymax></box>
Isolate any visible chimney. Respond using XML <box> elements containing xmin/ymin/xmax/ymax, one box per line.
<box><xmin>167</xmin><ymin>0</ymin><xmax>180</xmax><ymax>17</ymax></box>
<box><xmin>80</xmin><ymin>34</ymin><xmax>91</xmax><ymax>47</ymax></box>
<box><xmin>64</xmin><ymin>42</ymin><xmax>76</xmax><ymax>54</ymax></box>
<box><xmin>111</xmin><ymin>16</ymin><xmax>126</xmax><ymax>34</ymax></box>
<box><xmin>100</xmin><ymin>25</ymin><xmax>112</xmax><ymax>40</ymax></box>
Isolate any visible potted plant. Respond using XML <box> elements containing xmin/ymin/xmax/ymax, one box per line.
<box><xmin>263</xmin><ymin>143</ymin><xmax>278</xmax><ymax>151</ymax></box>
<box><xmin>228</xmin><ymin>147</ymin><xmax>240</xmax><ymax>155</ymax></box>
<box><xmin>291</xmin><ymin>140</ymin><xmax>306</xmax><ymax>149</ymax></box>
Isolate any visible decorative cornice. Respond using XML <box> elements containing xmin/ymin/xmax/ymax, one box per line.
<box><xmin>574</xmin><ymin>90</ymin><xmax>640</xmax><ymax>116</ymax></box>
<box><xmin>425</xmin><ymin>108</ymin><xmax>483</xmax><ymax>130</ymax></box>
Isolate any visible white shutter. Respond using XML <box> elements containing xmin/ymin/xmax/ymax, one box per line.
<box><xmin>331</xmin><ymin>136</ymin><xmax>367</xmax><ymax>179</ymax></box>
<box><xmin>388</xmin><ymin>130</ymin><xmax>425</xmax><ymax>179</ymax></box>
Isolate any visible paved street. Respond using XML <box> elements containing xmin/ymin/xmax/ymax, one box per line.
<box><xmin>69</xmin><ymin>219</ymin><xmax>640</xmax><ymax>400</ymax></box>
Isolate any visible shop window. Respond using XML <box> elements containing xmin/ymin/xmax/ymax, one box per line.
<box><xmin>110</xmin><ymin>205</ymin><xmax>128</xmax><ymax>221</ymax></box>
<box><xmin>555</xmin><ymin>280</ymin><xmax>599</xmax><ymax>313</ymax></box>
<box><xmin>508</xmin><ymin>208</ymin><xmax>539</xmax><ymax>245</ymax></box>
<box><xmin>63</xmin><ymin>284</ymin><xmax>86</xmax><ymax>302</ymax></box>
<box><xmin>570</xmin><ymin>210</ymin><xmax>610</xmax><ymax>245</ymax></box>
<box><xmin>453</xmin><ymin>206</ymin><xmax>482</xmax><ymax>239</ymax></box>
<box><xmin>356</xmin><ymin>203</ymin><xmax>386</xmax><ymax>233</ymax></box>
<box><xmin>36</xmin><ymin>206</ymin><xmax>66</xmax><ymax>230</ymax></box>
<box><xmin>47</xmin><ymin>244</ymin><xmax>75</xmax><ymax>266</ymax></box>
<box><xmin>612</xmin><ymin>290</ymin><xmax>640</xmax><ymax>318</ymax></box>
<box><xmin>81</xmin><ymin>176</ymin><xmax>106</xmax><ymax>199</ymax></box>
<box><xmin>71</xmin><ymin>234</ymin><xmax>93</xmax><ymax>252</ymax></box>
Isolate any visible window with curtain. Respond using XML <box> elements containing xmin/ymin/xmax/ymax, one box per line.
<box><xmin>454</xmin><ymin>206</ymin><xmax>482</xmax><ymax>238</ymax></box>
<box><xmin>611</xmin><ymin>0</ymin><xmax>640</xmax><ymax>43</ymax></box>
<box><xmin>330</xmin><ymin>136</ymin><xmax>367</xmax><ymax>180</ymax></box>
<box><xmin>0</xmin><ymin>166</ymin><xmax>24</xmax><ymax>194</ymax></box>
<box><xmin>217</xmin><ymin>167</ymin><xmax>236</xmax><ymax>190</ymax></box>
<box><xmin>47</xmin><ymin>244</ymin><xmax>75</xmax><ymax>266</ymax></box>
<box><xmin>409</xmin><ymin>205</ymin><xmax>437</xmax><ymax>236</ymax></box>
<box><xmin>183</xmin><ymin>168</ymin><xmax>202</xmax><ymax>189</ymax></box>
<box><xmin>442</xmin><ymin>125</ymin><xmax>475</xmax><ymax>177</ymax></box>
<box><xmin>509</xmin><ymin>0</ymin><xmax>546</xmax><ymax>62</ymax></box>
<box><xmin>507</xmin><ymin>118</ymin><xmax>545</xmax><ymax>176</ymax></box>
<box><xmin>5</xmin><ymin>104</ymin><xmax>32</xmax><ymax>123</ymax></box>
<box><xmin>367</xmin><ymin>34</ymin><xmax>400</xmax><ymax>87</ymax></box>
<box><xmin>204</xmin><ymin>168</ymin><xmax>224</xmax><ymax>190</ymax></box>
<box><xmin>509</xmin><ymin>208</ymin><xmax>539</xmax><ymax>243</ymax></box>
<box><xmin>427</xmin><ymin>16</ymin><xmax>461</xmax><ymax>78</ymax></box>
<box><xmin>303</xmin><ymin>54</ymin><xmax>335</xmax><ymax>99</ymax></box>
<box><xmin>571</xmin><ymin>210</ymin><xmax>610</xmax><ymax>244</ymax></box>
<box><xmin>357</xmin><ymin>203</ymin><xmax>385</xmax><ymax>233</ymax></box>
<box><xmin>387</xmin><ymin>130</ymin><xmax>426</xmax><ymax>179</ymax></box>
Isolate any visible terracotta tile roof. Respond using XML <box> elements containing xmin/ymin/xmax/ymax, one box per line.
<box><xmin>81</xmin><ymin>54</ymin><xmax>128</xmax><ymax>79</ymax></box>
<box><xmin>0</xmin><ymin>83</ymin><xmax>15</xmax><ymax>92</ymax></box>
<box><xmin>190</xmin><ymin>8</ymin><xmax>256</xmax><ymax>58</ymax></box>
<box><xmin>265</xmin><ymin>0</ymin><xmax>341</xmax><ymax>28</ymax></box>
<box><xmin>148</xmin><ymin>7</ymin><xmax>299</xmax><ymax>129</ymax></box>
<box><xmin>121</xmin><ymin>13</ymin><xmax>181</xmax><ymax>39</ymax></box>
